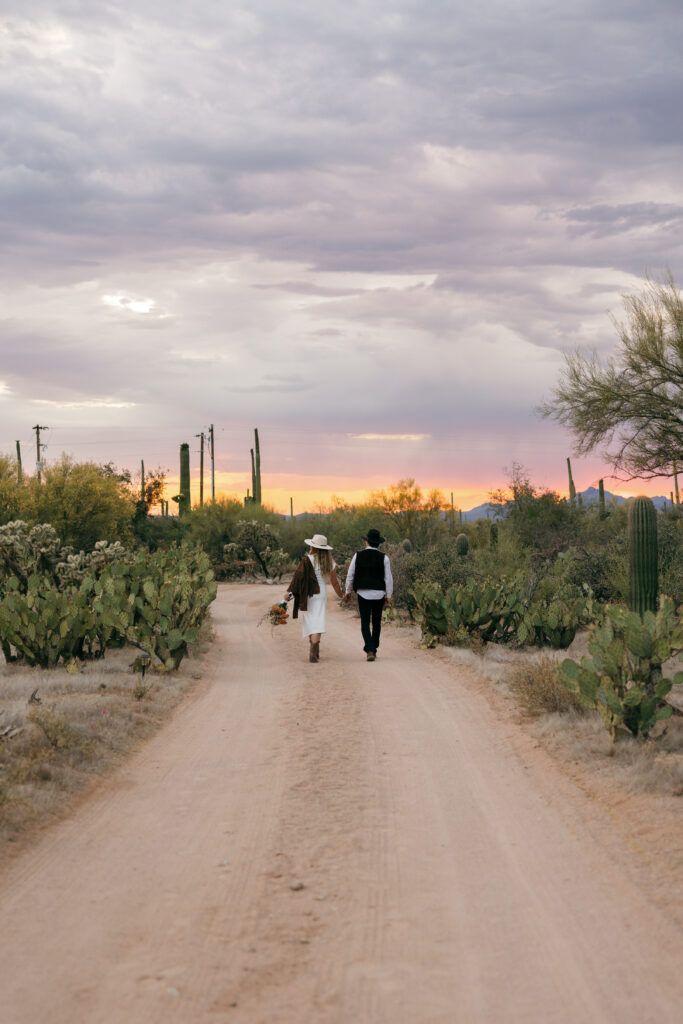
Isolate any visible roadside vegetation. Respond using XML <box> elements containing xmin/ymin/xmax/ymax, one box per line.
<box><xmin>0</xmin><ymin>274</ymin><xmax>681</xmax><ymax>831</ymax></box>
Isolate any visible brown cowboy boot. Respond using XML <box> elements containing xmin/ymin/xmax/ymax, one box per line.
<box><xmin>309</xmin><ymin>640</ymin><xmax>320</xmax><ymax>663</ymax></box>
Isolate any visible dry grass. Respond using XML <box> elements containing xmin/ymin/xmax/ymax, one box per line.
<box><xmin>506</xmin><ymin>654</ymin><xmax>584</xmax><ymax>717</ymax></box>
<box><xmin>434</xmin><ymin>632</ymin><xmax>683</xmax><ymax>797</ymax></box>
<box><xmin>533</xmin><ymin>711</ymin><xmax>683</xmax><ymax>797</ymax></box>
<box><xmin>0</xmin><ymin>622</ymin><xmax>213</xmax><ymax>848</ymax></box>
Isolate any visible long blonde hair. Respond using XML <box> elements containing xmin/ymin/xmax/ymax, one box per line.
<box><xmin>310</xmin><ymin>547</ymin><xmax>333</xmax><ymax>577</ymax></box>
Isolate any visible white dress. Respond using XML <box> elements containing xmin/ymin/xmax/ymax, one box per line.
<box><xmin>301</xmin><ymin>553</ymin><xmax>335</xmax><ymax>638</ymax></box>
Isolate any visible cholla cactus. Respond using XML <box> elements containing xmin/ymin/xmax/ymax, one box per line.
<box><xmin>0</xmin><ymin>521</ymin><xmax>66</xmax><ymax>589</ymax></box>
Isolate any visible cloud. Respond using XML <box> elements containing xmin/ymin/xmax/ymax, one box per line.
<box><xmin>0</xmin><ymin>1</ymin><xmax>681</xmax><ymax>504</ymax></box>
<box><xmin>350</xmin><ymin>434</ymin><xmax>431</xmax><ymax>441</ymax></box>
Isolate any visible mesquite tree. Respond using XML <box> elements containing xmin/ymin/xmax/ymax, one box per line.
<box><xmin>540</xmin><ymin>274</ymin><xmax>683</xmax><ymax>481</ymax></box>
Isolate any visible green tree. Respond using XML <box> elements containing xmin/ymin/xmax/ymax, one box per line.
<box><xmin>28</xmin><ymin>456</ymin><xmax>135</xmax><ymax>549</ymax></box>
<box><xmin>0</xmin><ymin>454</ymin><xmax>27</xmax><ymax>524</ymax></box>
<box><xmin>488</xmin><ymin>464</ymin><xmax>575</xmax><ymax>557</ymax></box>
<box><xmin>368</xmin><ymin>478</ymin><xmax>447</xmax><ymax>549</ymax></box>
<box><xmin>540</xmin><ymin>273</ymin><xmax>683</xmax><ymax>481</ymax></box>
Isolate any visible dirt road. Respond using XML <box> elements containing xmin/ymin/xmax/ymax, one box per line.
<box><xmin>1</xmin><ymin>583</ymin><xmax>682</xmax><ymax>1023</ymax></box>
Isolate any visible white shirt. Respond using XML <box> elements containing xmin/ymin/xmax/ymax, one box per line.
<box><xmin>345</xmin><ymin>549</ymin><xmax>393</xmax><ymax>601</ymax></box>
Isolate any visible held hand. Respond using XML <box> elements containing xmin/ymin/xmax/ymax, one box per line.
<box><xmin>284</xmin><ymin>592</ymin><xmax>293</xmax><ymax>602</ymax></box>
<box><xmin>342</xmin><ymin>593</ymin><xmax>350</xmax><ymax>604</ymax></box>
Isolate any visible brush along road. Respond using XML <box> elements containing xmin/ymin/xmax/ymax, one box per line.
<box><xmin>0</xmin><ymin>583</ymin><xmax>681</xmax><ymax>1023</ymax></box>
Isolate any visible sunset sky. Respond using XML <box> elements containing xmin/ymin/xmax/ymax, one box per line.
<box><xmin>2</xmin><ymin>1</ymin><xmax>682</xmax><ymax>514</ymax></box>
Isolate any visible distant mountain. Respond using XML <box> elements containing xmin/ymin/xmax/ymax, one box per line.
<box><xmin>460</xmin><ymin>487</ymin><xmax>673</xmax><ymax>520</ymax></box>
<box><xmin>576</xmin><ymin>486</ymin><xmax>670</xmax><ymax>511</ymax></box>
<box><xmin>462</xmin><ymin>503</ymin><xmax>497</xmax><ymax>522</ymax></box>
<box><xmin>281</xmin><ymin>489</ymin><xmax>675</xmax><ymax>522</ymax></box>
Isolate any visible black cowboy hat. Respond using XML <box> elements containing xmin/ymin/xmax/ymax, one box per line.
<box><xmin>363</xmin><ymin>528</ymin><xmax>385</xmax><ymax>546</ymax></box>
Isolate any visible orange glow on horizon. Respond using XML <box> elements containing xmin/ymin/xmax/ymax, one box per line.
<box><xmin>159</xmin><ymin>470</ymin><xmax>676</xmax><ymax>517</ymax></box>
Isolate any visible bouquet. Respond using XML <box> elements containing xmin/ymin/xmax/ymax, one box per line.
<box><xmin>259</xmin><ymin>601</ymin><xmax>289</xmax><ymax>628</ymax></box>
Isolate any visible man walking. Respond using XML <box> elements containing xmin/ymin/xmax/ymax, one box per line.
<box><xmin>343</xmin><ymin>528</ymin><xmax>393</xmax><ymax>661</ymax></box>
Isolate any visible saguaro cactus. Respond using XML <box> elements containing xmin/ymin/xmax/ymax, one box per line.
<box><xmin>598</xmin><ymin>478</ymin><xmax>606</xmax><ymax>520</ymax></box>
<box><xmin>489</xmin><ymin>522</ymin><xmax>498</xmax><ymax>549</ymax></box>
<box><xmin>254</xmin><ymin>428</ymin><xmax>262</xmax><ymax>504</ymax></box>
<box><xmin>567</xmin><ymin>457</ymin><xmax>576</xmax><ymax>505</ymax></box>
<box><xmin>628</xmin><ymin>496</ymin><xmax>658</xmax><ymax>616</ymax></box>
<box><xmin>455</xmin><ymin>532</ymin><xmax>469</xmax><ymax>557</ymax></box>
<box><xmin>179</xmin><ymin>443</ymin><xmax>191</xmax><ymax>517</ymax></box>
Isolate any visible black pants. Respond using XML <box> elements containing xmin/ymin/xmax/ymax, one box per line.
<box><xmin>357</xmin><ymin>595</ymin><xmax>385</xmax><ymax>653</ymax></box>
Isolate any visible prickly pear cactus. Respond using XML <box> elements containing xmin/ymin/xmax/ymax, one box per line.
<box><xmin>93</xmin><ymin>544</ymin><xmax>217</xmax><ymax>670</ymax></box>
<box><xmin>559</xmin><ymin>598</ymin><xmax>682</xmax><ymax>739</ymax></box>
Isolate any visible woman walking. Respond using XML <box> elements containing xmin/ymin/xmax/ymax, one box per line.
<box><xmin>284</xmin><ymin>534</ymin><xmax>343</xmax><ymax>662</ymax></box>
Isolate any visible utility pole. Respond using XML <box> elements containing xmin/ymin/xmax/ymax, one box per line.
<box><xmin>196</xmin><ymin>431</ymin><xmax>205</xmax><ymax>506</ymax></box>
<box><xmin>33</xmin><ymin>424</ymin><xmax>48</xmax><ymax>483</ymax></box>
<box><xmin>15</xmin><ymin>441</ymin><xmax>22</xmax><ymax>484</ymax></box>
<box><xmin>209</xmin><ymin>424</ymin><xmax>215</xmax><ymax>501</ymax></box>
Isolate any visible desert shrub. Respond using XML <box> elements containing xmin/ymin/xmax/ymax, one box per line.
<box><xmin>184</xmin><ymin>497</ymin><xmax>260</xmax><ymax>567</ymax></box>
<box><xmin>28</xmin><ymin>708</ymin><xmax>95</xmax><ymax>758</ymax></box>
<box><xmin>132</xmin><ymin>513</ymin><xmax>185</xmax><ymax>550</ymax></box>
<box><xmin>658</xmin><ymin>511</ymin><xmax>683</xmax><ymax>605</ymax></box>
<box><xmin>507</xmin><ymin>656</ymin><xmax>584</xmax><ymax>716</ymax></box>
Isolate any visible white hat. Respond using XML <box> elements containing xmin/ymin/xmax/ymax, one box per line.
<box><xmin>305</xmin><ymin>533</ymin><xmax>333</xmax><ymax>550</ymax></box>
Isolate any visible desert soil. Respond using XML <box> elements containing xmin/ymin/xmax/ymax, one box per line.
<box><xmin>0</xmin><ymin>583</ymin><xmax>682</xmax><ymax>1024</ymax></box>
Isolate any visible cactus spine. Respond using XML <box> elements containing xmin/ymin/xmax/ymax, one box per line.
<box><xmin>455</xmin><ymin>532</ymin><xmax>469</xmax><ymax>557</ymax></box>
<box><xmin>628</xmin><ymin>496</ymin><xmax>658</xmax><ymax>616</ymax></box>
<box><xmin>567</xmin><ymin>457</ymin><xmax>576</xmax><ymax>505</ymax></box>
<box><xmin>179</xmin><ymin>443</ymin><xmax>190</xmax><ymax>517</ymax></box>
<box><xmin>598</xmin><ymin>478</ymin><xmax>606</xmax><ymax>519</ymax></box>
<box><xmin>254</xmin><ymin>428</ymin><xmax>262</xmax><ymax>504</ymax></box>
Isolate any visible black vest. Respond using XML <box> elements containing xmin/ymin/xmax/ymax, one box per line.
<box><xmin>353</xmin><ymin>548</ymin><xmax>386</xmax><ymax>591</ymax></box>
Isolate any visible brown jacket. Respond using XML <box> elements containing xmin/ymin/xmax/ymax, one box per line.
<box><xmin>287</xmin><ymin>556</ymin><xmax>320</xmax><ymax>618</ymax></box>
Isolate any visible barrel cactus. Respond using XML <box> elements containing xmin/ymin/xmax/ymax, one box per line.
<box><xmin>401</xmin><ymin>538</ymin><xmax>412</xmax><ymax>554</ymax></box>
<box><xmin>455</xmin><ymin>532</ymin><xmax>469</xmax><ymax>557</ymax></box>
<box><xmin>628</xmin><ymin>496</ymin><xmax>658</xmax><ymax>616</ymax></box>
